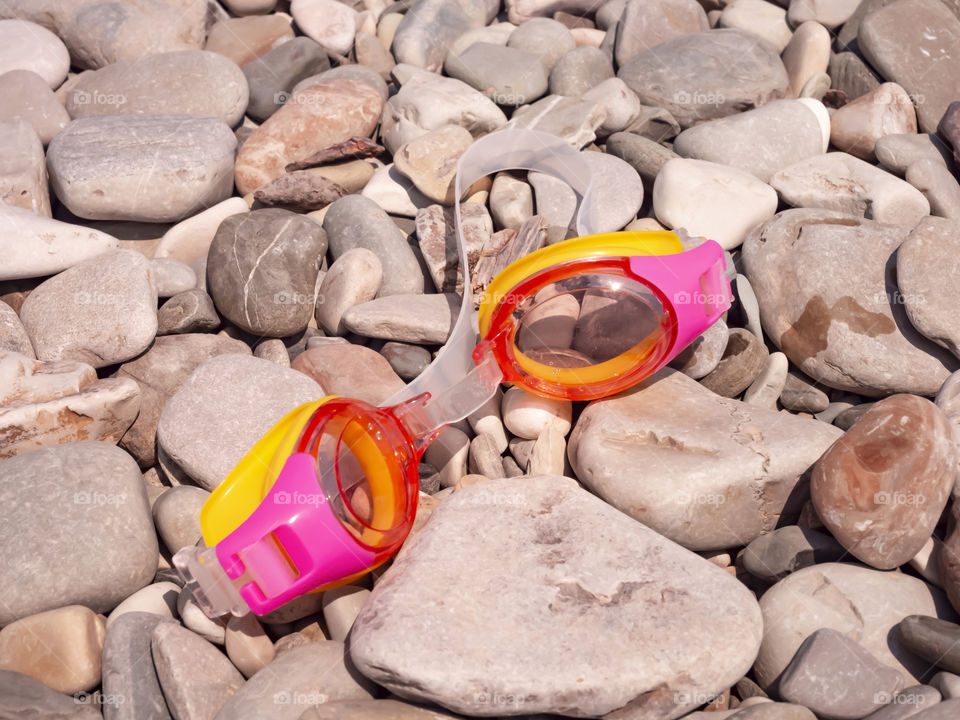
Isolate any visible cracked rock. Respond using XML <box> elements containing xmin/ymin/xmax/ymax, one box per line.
<box><xmin>350</xmin><ymin>475</ymin><xmax>762</xmax><ymax>718</ymax></box>
<box><xmin>567</xmin><ymin>368</ymin><xmax>843</xmax><ymax>551</ymax></box>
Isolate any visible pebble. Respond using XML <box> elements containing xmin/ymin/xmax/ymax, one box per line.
<box><xmin>778</xmin><ymin>628</ymin><xmax>904</xmax><ymax>719</ymax></box>
<box><xmin>781</xmin><ymin>21</ymin><xmax>831</xmax><ymax>97</ymax></box>
<box><xmin>618</xmin><ymin>29</ymin><xmax>789</xmax><ymax>129</ymax></box>
<box><xmin>206</xmin><ymin>209</ymin><xmax>326</xmax><ymax>338</ymax></box>
<box><xmin>226</xmin><ymin>613</ymin><xmax>275</xmax><ymax>678</ymax></box>
<box><xmin>734</xmin><ymin>273</ymin><xmax>764</xmax><ymax>341</ymax></box>
<box><xmin>469</xmin><ymin>433</ymin><xmax>504</xmax><ymax>477</ymax></box>
<box><xmin>864</xmin><ymin>685</ymin><xmax>943</xmax><ymax>720</ymax></box>
<box><xmin>906</xmin><ymin>159</ymin><xmax>960</xmax><ymax>219</ymax></box>
<box><xmin>580</xmin><ymin>151</ymin><xmax>644</xmax><ymax>232</ymax></box>
<box><xmin>755</xmin><ymin>562</ymin><xmax>955</xmax><ymax>690</ymax></box>
<box><xmin>416</xmin><ymin>203</ymin><xmax>492</xmax><ymax>292</ymax></box>
<box><xmin>158</xmin><ymin>289</ymin><xmax>221</xmax><ymax>336</ymax></box>
<box><xmin>105</xmin><ymin>582</ymin><xmax>180</xmax><ymax>626</ymax></box>
<box><xmin>507</xmin><ymin>18</ymin><xmax>575</xmax><ymax>71</ymax></box>
<box><xmin>743</xmin><ymin>351</ymin><xmax>789</xmax><ymax>409</ymax></box>
<box><xmin>323</xmin><ymin>194</ymin><xmax>425</xmax><ymax>296</ymax></box>
<box><xmin>152</xmin><ymin>486</ymin><xmax>209</xmax><ymax>554</ymax></box>
<box><xmin>671</xmin><ymin>99</ymin><xmax>828</xmax><ymax>182</ymax></box>
<box><xmin>116</xmin><ymin>333</ymin><xmax>250</xmax><ymax>467</ymax></box>
<box><xmin>0</xmin><ymin>69</ymin><xmax>70</xmax><ymax>144</ymax></box>
<box><xmin>157</xmin><ymin>354</ymin><xmax>322</xmax><ymax>490</ymax></box>
<box><xmin>235</xmin><ymin>78</ymin><xmax>383</xmax><ymax>195</ymax></box>
<box><xmin>445</xmin><ymin>43</ymin><xmax>547</xmax><ymax>106</ymax></box>
<box><xmin>48</xmin><ymin>115</ymin><xmax>236</xmax><ymax>222</ymax></box>
<box><xmin>0</xmin><ymin>668</ymin><xmax>100</xmax><ymax>718</ymax></box>
<box><xmin>875</xmin><ymin>133</ymin><xmax>955</xmax><ymax>173</ymax></box>
<box><xmin>316</xmin><ymin>247</ymin><xmax>382</xmax><ymax>335</ymax></box>
<box><xmin>19</xmin><ymin>249</ymin><xmax>157</xmax><ymax>368</ymax></box>
<box><xmin>205</xmin><ymin>14</ymin><xmax>294</xmax><ymax>67</ymax></box>
<box><xmin>653</xmin><ymin>158</ymin><xmax>779</xmax><ymax>250</ymax></box>
<box><xmin>941</xmin><ymin>102</ymin><xmax>960</xmax><ymax>163</ymax></box>
<box><xmin>0</xmin><ymin>118</ymin><xmax>49</xmax><ymax>216</ymax></box>
<box><xmin>153</xmin><ymin>196</ymin><xmax>250</xmax><ymax>269</ymax></box>
<box><xmin>242</xmin><ymin>37</ymin><xmax>329</xmax><ymax>122</ymax></box>
<box><xmin>898</xmin><ymin>615</ymin><xmax>960</xmax><ymax>675</ymax></box>
<box><xmin>829</xmin><ymin>51</ymin><xmax>881</xmax><ymax>102</ymax></box>
<box><xmin>102</xmin><ymin>612</ymin><xmax>178</xmax><ymax>719</ymax></box>
<box><xmin>742</xmin><ymin>209</ymin><xmax>957</xmax><ymax>397</ymax></box>
<box><xmin>506</xmin><ymin>94</ymin><xmax>606</xmax><ymax>147</ymax></box>
<box><xmin>380</xmin><ymin>65</ymin><xmax>506</xmax><ymax>154</ymax></box>
<box><xmin>489</xmin><ymin>172</ymin><xmax>534</xmax><ymax>229</ymax></box>
<box><xmin>606</xmin><ymin>131</ymin><xmax>680</xmax><ymax>188</ymax></box>
<box><xmin>932</xmin><ymin>673</ymin><xmax>960</xmax><ymax>699</ymax></box>
<box><xmin>568</xmin><ymin>369</ymin><xmax>842</xmax><ymax>550</ymax></box>
<box><xmin>548</xmin><ymin>45</ymin><xmax>613</xmax><ymax>96</ymax></box>
<box><xmin>178</xmin><ymin>590</ymin><xmax>228</xmax><ymax>645</ymax></box>
<box><xmin>0</xmin><ymin>301</ymin><xmax>32</xmax><ymax>357</ymax></box>
<box><xmin>614</xmin><ymin>0</ymin><xmax>709</xmax><ymax>65</ymax></box>
<box><xmin>213</xmin><ymin>641</ymin><xmax>377</xmax><ymax>719</ymax></box>
<box><xmin>149</xmin><ymin>258</ymin><xmax>197</xmax><ymax>298</ymax></box>
<box><xmin>355</xmin><ymin>30</ymin><xmax>395</xmax><ymax>79</ymax></box>
<box><xmin>225</xmin><ymin>0</ymin><xmax>278</xmax><ymax>14</ymax></box>
<box><xmin>581</xmin><ymin>77</ymin><xmax>642</xmax><ymax>137</ymax></box>
<box><xmin>788</xmin><ymin>0</ymin><xmax>860</xmax><ymax>29</ymax></box>
<box><xmin>858</xmin><ymin>0</ymin><xmax>960</xmax><ymax>133</ymax></box>
<box><xmin>526</xmin><ymin>421</ymin><xmax>567</xmax><ymax>474</ymax></box>
<box><xmin>291</xmin><ymin>343</ymin><xmax>404</xmax><ymax>405</ymax></box>
<box><xmin>0</xmin><ymin>19</ymin><xmax>69</xmax><ymax>88</ymax></box>
<box><xmin>699</xmin><ymin>327</ymin><xmax>769</xmax><ymax>397</ymax></box>
<box><xmin>0</xmin><ymin>441</ymin><xmax>158</xmax><ymax>625</ymax></box>
<box><xmin>322</xmin><ymin>585</ymin><xmax>371</xmax><ymax>641</ymax></box>
<box><xmin>152</xmin><ymin>621</ymin><xmax>243</xmax><ymax>720</ymax></box>
<box><xmin>447</xmin><ymin>22</ymin><xmax>515</xmax><ymax>58</ymax></box>
<box><xmin>741</xmin><ymin>526</ymin><xmax>846</xmax><ymax>582</ymax></box>
<box><xmin>771</xmin><ymin>152</ymin><xmax>930</xmax><ymax>226</ymax></box>
<box><xmin>342</xmin><ymin>294</ymin><xmax>459</xmax><ymax>344</ymax></box>
<box><xmin>294</xmin><ymin>64</ymin><xmax>389</xmax><ymax>102</ymax></box>
<box><xmin>291</xmin><ymin>0</ymin><xmax>359</xmax><ymax>56</ymax></box>
<box><xmin>501</xmin><ymin>386</ymin><xmax>572</xmax><ymax>440</ymax></box>
<box><xmin>718</xmin><ymin>0</ymin><xmax>792</xmax><ymax>53</ymax></box>
<box><xmin>65</xmin><ymin>50</ymin><xmax>249</xmax><ymax>126</ymax></box>
<box><xmin>380</xmin><ymin>341</ymin><xmax>431</xmax><ymax>380</ymax></box>
<box><xmin>780</xmin><ymin>368</ymin><xmax>830</xmax><ymax>412</ymax></box>
<box><xmin>0</xmin><ymin>605</ymin><xmax>105</xmax><ymax>694</ymax></box>
<box><xmin>0</xmin><ymin>191</ymin><xmax>120</xmax><ymax>281</ymax></box>
<box><xmin>830</xmin><ymin>83</ymin><xmax>918</xmax><ymax>161</ymax></box>
<box><xmin>391</xmin><ymin>0</ymin><xmax>488</xmax><ymax>70</ymax></box>
<box><xmin>393</xmin><ymin>124</ymin><xmax>474</xmax><ymax>204</ymax></box>
<box><xmin>424</xmin><ymin>426</ymin><xmax>470</xmax><ymax>488</ymax></box>
<box><xmin>350</xmin><ymin>476</ymin><xmax>763</xmax><ymax>717</ymax></box>
<box><xmin>898</xmin><ymin>217</ymin><xmax>960</xmax><ymax>357</ymax></box>
<box><xmin>669</xmin><ymin>318</ymin><xmax>729</xmax><ymax>379</ymax></box>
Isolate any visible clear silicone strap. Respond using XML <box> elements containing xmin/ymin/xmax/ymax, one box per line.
<box><xmin>381</xmin><ymin>129</ymin><xmax>603</xmax><ymax>426</ymax></box>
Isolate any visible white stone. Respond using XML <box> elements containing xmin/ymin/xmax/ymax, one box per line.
<box><xmin>153</xmin><ymin>197</ymin><xmax>250</xmax><ymax>268</ymax></box>
<box><xmin>653</xmin><ymin>158</ymin><xmax>779</xmax><ymax>250</ymax></box>
<box><xmin>424</xmin><ymin>425</ymin><xmax>470</xmax><ymax>488</ymax></box>
<box><xmin>502</xmin><ymin>386</ymin><xmax>572</xmax><ymax>440</ymax></box>
<box><xmin>322</xmin><ymin>585</ymin><xmax>371</xmax><ymax>641</ymax></box>
<box><xmin>291</xmin><ymin>0</ymin><xmax>359</xmax><ymax>56</ymax></box>
<box><xmin>316</xmin><ymin>247</ymin><xmax>383</xmax><ymax>335</ymax></box>
<box><xmin>360</xmin><ymin>164</ymin><xmax>432</xmax><ymax>217</ymax></box>
<box><xmin>0</xmin><ymin>202</ymin><xmax>120</xmax><ymax>281</ymax></box>
<box><xmin>225</xmin><ymin>614</ymin><xmax>274</xmax><ymax>678</ymax></box>
<box><xmin>0</xmin><ymin>20</ymin><xmax>69</xmax><ymax>89</ymax></box>
<box><xmin>742</xmin><ymin>351</ymin><xmax>789</xmax><ymax>409</ymax></box>
<box><xmin>581</xmin><ymin>150</ymin><xmax>644</xmax><ymax>232</ymax></box>
<box><xmin>106</xmin><ymin>583</ymin><xmax>180</xmax><ymax>627</ymax></box>
<box><xmin>718</xmin><ymin>0</ymin><xmax>792</xmax><ymax>52</ymax></box>
<box><xmin>467</xmin><ymin>389</ymin><xmax>508</xmax><ymax>453</ymax></box>
<box><xmin>178</xmin><ymin>589</ymin><xmax>227</xmax><ymax>644</ymax></box>
<box><xmin>149</xmin><ymin>258</ymin><xmax>197</xmax><ymax>298</ymax></box>
<box><xmin>582</xmin><ymin>77</ymin><xmax>641</xmax><ymax>136</ymax></box>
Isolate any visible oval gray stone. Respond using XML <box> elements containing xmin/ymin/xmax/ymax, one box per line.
<box><xmin>548</xmin><ymin>45</ymin><xmax>613</xmax><ymax>97</ymax></box>
<box><xmin>323</xmin><ymin>194</ymin><xmax>425</xmax><ymax>296</ymax></box>
<box><xmin>102</xmin><ymin>612</ymin><xmax>177</xmax><ymax>720</ymax></box>
<box><xmin>618</xmin><ymin>29</ymin><xmax>789</xmax><ymax>129</ymax></box>
<box><xmin>207</xmin><ymin>209</ymin><xmax>327</xmax><ymax>338</ymax></box>
<box><xmin>0</xmin><ymin>441</ymin><xmax>159</xmax><ymax>625</ymax></box>
<box><xmin>349</xmin><ymin>475</ymin><xmax>763</xmax><ymax>717</ymax></box>
<box><xmin>444</xmin><ymin>42</ymin><xmax>547</xmax><ymax>106</ymax></box>
<box><xmin>157</xmin><ymin>353</ymin><xmax>323</xmax><ymax>490</ymax></box>
<box><xmin>47</xmin><ymin>114</ymin><xmax>237</xmax><ymax>222</ymax></box>
<box><xmin>242</xmin><ymin>37</ymin><xmax>330</xmax><ymax>122</ymax></box>
<box><xmin>65</xmin><ymin>50</ymin><xmax>249</xmax><ymax>126</ymax></box>
<box><xmin>341</xmin><ymin>293</ymin><xmax>460</xmax><ymax>344</ymax></box>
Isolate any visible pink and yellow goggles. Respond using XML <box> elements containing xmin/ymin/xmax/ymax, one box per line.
<box><xmin>174</xmin><ymin>129</ymin><xmax>731</xmax><ymax>618</ymax></box>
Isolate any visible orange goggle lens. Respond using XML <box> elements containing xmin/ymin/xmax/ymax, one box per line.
<box><xmin>480</xmin><ymin>257</ymin><xmax>678</xmax><ymax>401</ymax></box>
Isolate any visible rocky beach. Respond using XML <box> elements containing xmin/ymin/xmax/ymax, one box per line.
<box><xmin>2</xmin><ymin>0</ymin><xmax>960</xmax><ymax>719</ymax></box>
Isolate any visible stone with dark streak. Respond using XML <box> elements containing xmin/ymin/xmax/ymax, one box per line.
<box><xmin>811</xmin><ymin>395</ymin><xmax>956</xmax><ymax>570</ymax></box>
<box><xmin>350</xmin><ymin>475</ymin><xmax>762</xmax><ymax>717</ymax></box>
<box><xmin>741</xmin><ymin>209</ymin><xmax>958</xmax><ymax>396</ymax></box>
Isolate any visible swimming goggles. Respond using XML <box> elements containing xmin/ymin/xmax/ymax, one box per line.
<box><xmin>174</xmin><ymin>129</ymin><xmax>732</xmax><ymax>618</ymax></box>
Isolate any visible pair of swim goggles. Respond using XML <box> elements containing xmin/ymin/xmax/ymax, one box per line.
<box><xmin>174</xmin><ymin>129</ymin><xmax>732</xmax><ymax>618</ymax></box>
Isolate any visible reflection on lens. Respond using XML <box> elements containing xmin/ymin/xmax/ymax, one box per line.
<box><xmin>513</xmin><ymin>274</ymin><xmax>666</xmax><ymax>371</ymax></box>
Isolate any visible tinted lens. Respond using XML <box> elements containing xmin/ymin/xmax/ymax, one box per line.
<box><xmin>513</xmin><ymin>273</ymin><xmax>668</xmax><ymax>372</ymax></box>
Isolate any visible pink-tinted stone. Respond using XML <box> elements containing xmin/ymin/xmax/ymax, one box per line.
<box><xmin>811</xmin><ymin>394</ymin><xmax>957</xmax><ymax>570</ymax></box>
<box><xmin>234</xmin><ymin>78</ymin><xmax>383</xmax><ymax>194</ymax></box>
<box><xmin>291</xmin><ymin>344</ymin><xmax>404</xmax><ymax>405</ymax></box>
